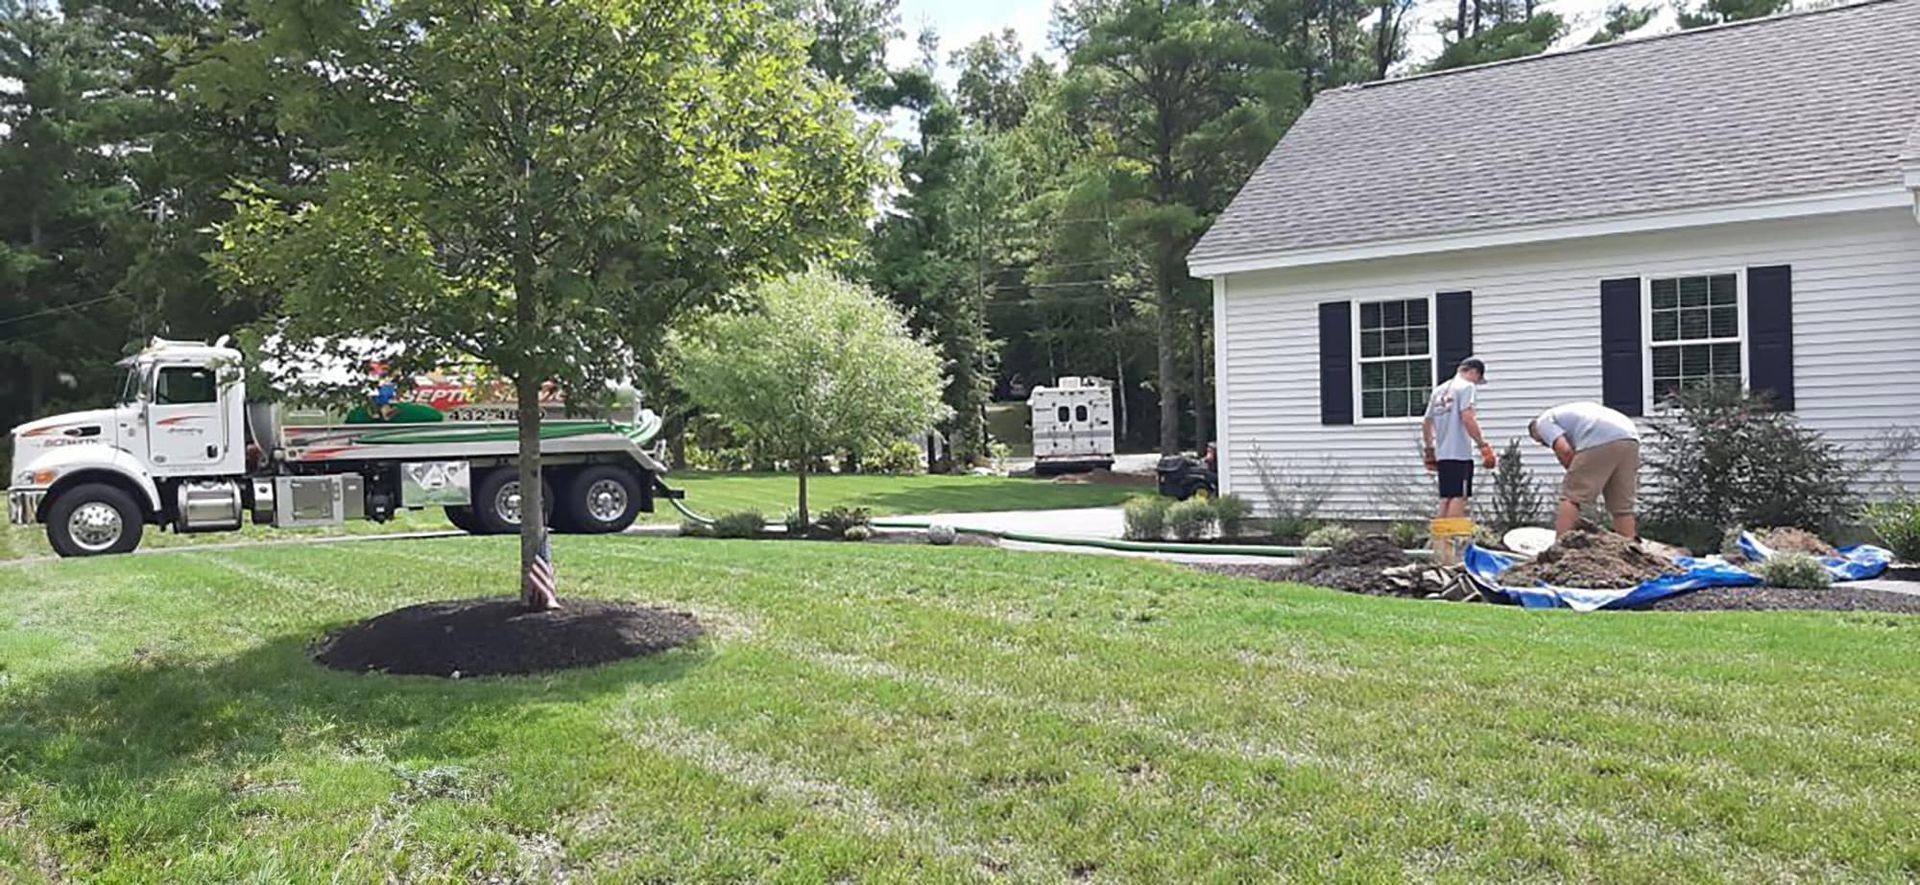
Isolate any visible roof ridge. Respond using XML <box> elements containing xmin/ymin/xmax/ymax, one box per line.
<box><xmin>1332</xmin><ymin>0</ymin><xmax>1906</xmax><ymax>93</ymax></box>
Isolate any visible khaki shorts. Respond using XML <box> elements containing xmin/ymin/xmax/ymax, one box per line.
<box><xmin>1562</xmin><ymin>439</ymin><xmax>1640</xmax><ymax>517</ymax></box>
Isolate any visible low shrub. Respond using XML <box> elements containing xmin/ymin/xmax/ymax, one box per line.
<box><xmin>1644</xmin><ymin>385</ymin><xmax>1856</xmax><ymax>534</ymax></box>
<box><xmin>926</xmin><ymin>524</ymin><xmax>959</xmax><ymax>546</ymax></box>
<box><xmin>1166</xmin><ymin>498</ymin><xmax>1218</xmax><ymax>541</ymax></box>
<box><xmin>1303</xmin><ymin>524</ymin><xmax>1358</xmax><ymax>549</ymax></box>
<box><xmin>1388</xmin><ymin>521</ymin><xmax>1427</xmax><ymax>550</ymax></box>
<box><xmin>1488</xmin><ymin>438</ymin><xmax>1544</xmax><ymax>533</ymax></box>
<box><xmin>1752</xmin><ymin>552</ymin><xmax>1832</xmax><ymax>590</ymax></box>
<box><xmin>782</xmin><ymin>510</ymin><xmax>808</xmax><ymax>537</ymax></box>
<box><xmin>843</xmin><ymin>525</ymin><xmax>874</xmax><ymax>542</ymax></box>
<box><xmin>816</xmin><ymin>506</ymin><xmax>872</xmax><ymax>538</ymax></box>
<box><xmin>711</xmin><ymin>511</ymin><xmax>766</xmax><ymax>539</ymax></box>
<box><xmin>1472</xmin><ymin>524</ymin><xmax>1503</xmax><ymax>549</ymax></box>
<box><xmin>1123</xmin><ymin>496</ymin><xmax>1171</xmax><ymax>541</ymax></box>
<box><xmin>864</xmin><ymin>440</ymin><xmax>924</xmax><ymax>475</ymax></box>
<box><xmin>1865</xmin><ymin>498</ymin><xmax>1920</xmax><ymax>562</ymax></box>
<box><xmin>1248</xmin><ymin>445</ymin><xmax>1340</xmax><ymax>543</ymax></box>
<box><xmin>1213</xmin><ymin>494</ymin><xmax>1252</xmax><ymax>539</ymax></box>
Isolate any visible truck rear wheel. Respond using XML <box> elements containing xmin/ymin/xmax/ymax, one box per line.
<box><xmin>561</xmin><ymin>465</ymin><xmax>642</xmax><ymax>534</ymax></box>
<box><xmin>470</xmin><ymin>469</ymin><xmax>554</xmax><ymax>535</ymax></box>
<box><xmin>46</xmin><ymin>483</ymin><xmax>145</xmax><ymax>557</ymax></box>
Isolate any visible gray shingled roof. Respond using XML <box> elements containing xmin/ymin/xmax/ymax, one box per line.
<box><xmin>1190</xmin><ymin>0</ymin><xmax>1920</xmax><ymax>270</ymax></box>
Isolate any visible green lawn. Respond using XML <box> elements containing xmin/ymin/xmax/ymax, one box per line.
<box><xmin>0</xmin><ymin>472</ymin><xmax>1132</xmax><ymax>561</ymax></box>
<box><xmin>2</xmin><ymin>536</ymin><xmax>1916</xmax><ymax>881</ymax></box>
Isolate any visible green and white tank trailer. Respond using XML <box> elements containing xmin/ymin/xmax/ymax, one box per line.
<box><xmin>7</xmin><ymin>337</ymin><xmax>676</xmax><ymax>557</ymax></box>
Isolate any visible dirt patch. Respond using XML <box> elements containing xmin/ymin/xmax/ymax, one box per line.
<box><xmin>313</xmin><ymin>598</ymin><xmax>703</xmax><ymax>677</ymax></box>
<box><xmin>1501</xmin><ymin>527</ymin><xmax>1681</xmax><ymax>589</ymax></box>
<box><xmin>865</xmin><ymin>530</ymin><xmax>999</xmax><ymax>547</ymax></box>
<box><xmin>1284</xmin><ymin>536</ymin><xmax>1414</xmax><ymax>595</ymax></box>
<box><xmin>1630</xmin><ymin>586</ymin><xmax>1920</xmax><ymax>614</ymax></box>
<box><xmin>1050</xmin><ymin>468</ymin><xmax>1153</xmax><ymax>488</ymax></box>
<box><xmin>1755</xmin><ymin>527</ymin><xmax>1838</xmax><ymax>558</ymax></box>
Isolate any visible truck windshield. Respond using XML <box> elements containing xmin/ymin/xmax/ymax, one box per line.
<box><xmin>114</xmin><ymin>366</ymin><xmax>141</xmax><ymax>405</ymax></box>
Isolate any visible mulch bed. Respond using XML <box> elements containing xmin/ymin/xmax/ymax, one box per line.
<box><xmin>1628</xmin><ymin>585</ymin><xmax>1920</xmax><ymax>614</ymax></box>
<box><xmin>313</xmin><ymin>598</ymin><xmax>704</xmax><ymax>677</ymax></box>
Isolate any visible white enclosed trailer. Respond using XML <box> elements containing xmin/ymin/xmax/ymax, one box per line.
<box><xmin>1028</xmin><ymin>376</ymin><xmax>1115</xmax><ymax>475</ymax></box>
<box><xmin>8</xmin><ymin>337</ymin><xmax>675</xmax><ymax>557</ymax></box>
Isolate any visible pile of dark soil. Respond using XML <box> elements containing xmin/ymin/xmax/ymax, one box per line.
<box><xmin>1755</xmin><ymin>527</ymin><xmax>1838</xmax><ymax>558</ymax></box>
<box><xmin>314</xmin><ymin>598</ymin><xmax>703</xmax><ymax>677</ymax></box>
<box><xmin>1287</xmin><ymin>536</ymin><xmax>1414</xmax><ymax>595</ymax></box>
<box><xmin>1502</xmin><ymin>527</ymin><xmax>1680</xmax><ymax>589</ymax></box>
<box><xmin>1631</xmin><ymin>586</ymin><xmax>1920</xmax><ymax>614</ymax></box>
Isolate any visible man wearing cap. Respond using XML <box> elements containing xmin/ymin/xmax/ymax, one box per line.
<box><xmin>1529</xmin><ymin>401</ymin><xmax>1641</xmax><ymax>538</ymax></box>
<box><xmin>1422</xmin><ymin>358</ymin><xmax>1496</xmax><ymax>519</ymax></box>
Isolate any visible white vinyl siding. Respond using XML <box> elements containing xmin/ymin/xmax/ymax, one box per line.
<box><xmin>1214</xmin><ymin>208</ymin><xmax>1920</xmax><ymax>520</ymax></box>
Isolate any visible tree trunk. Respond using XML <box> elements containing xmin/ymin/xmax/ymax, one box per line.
<box><xmin>1155</xmin><ymin>276</ymin><xmax>1179</xmax><ymax>455</ymax></box>
<box><xmin>1456</xmin><ymin>0</ymin><xmax>1469</xmax><ymax>39</ymax></box>
<box><xmin>1192</xmin><ymin>315</ymin><xmax>1210</xmax><ymax>452</ymax></box>
<box><xmin>797</xmin><ymin>460</ymin><xmax>811</xmax><ymax>528</ymax></box>
<box><xmin>517</xmin><ymin>372</ymin><xmax>558</xmax><ymax>611</ymax></box>
<box><xmin>666</xmin><ymin>411</ymin><xmax>687</xmax><ymax>468</ymax></box>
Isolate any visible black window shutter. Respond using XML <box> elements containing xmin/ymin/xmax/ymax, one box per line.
<box><xmin>1600</xmin><ymin>278</ymin><xmax>1643</xmax><ymax>416</ymax></box>
<box><xmin>1319</xmin><ymin>301</ymin><xmax>1353</xmax><ymax>425</ymax></box>
<box><xmin>1435</xmin><ymin>291</ymin><xmax>1473</xmax><ymax>378</ymax></box>
<box><xmin>1747</xmin><ymin>265</ymin><xmax>1794</xmax><ymax>410</ymax></box>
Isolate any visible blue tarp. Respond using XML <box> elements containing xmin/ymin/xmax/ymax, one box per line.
<box><xmin>1462</xmin><ymin>544</ymin><xmax>1761</xmax><ymax>612</ymax></box>
<box><xmin>1735</xmin><ymin>532</ymin><xmax>1892</xmax><ymax>582</ymax></box>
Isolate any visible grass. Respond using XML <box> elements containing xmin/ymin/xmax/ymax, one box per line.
<box><xmin>0</xmin><ymin>471</ymin><xmax>1132</xmax><ymax>561</ymax></box>
<box><xmin>2</xmin><ymin>536</ymin><xmax>1917</xmax><ymax>881</ymax></box>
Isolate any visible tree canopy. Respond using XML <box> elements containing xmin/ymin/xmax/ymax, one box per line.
<box><xmin>212</xmin><ymin>0</ymin><xmax>883</xmax><ymax>606</ymax></box>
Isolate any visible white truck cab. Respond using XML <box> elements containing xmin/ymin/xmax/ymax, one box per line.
<box><xmin>9</xmin><ymin>337</ymin><xmax>673</xmax><ymax>556</ymax></box>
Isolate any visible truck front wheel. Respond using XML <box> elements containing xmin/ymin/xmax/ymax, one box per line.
<box><xmin>46</xmin><ymin>483</ymin><xmax>145</xmax><ymax>557</ymax></box>
<box><xmin>561</xmin><ymin>466</ymin><xmax>642</xmax><ymax>534</ymax></box>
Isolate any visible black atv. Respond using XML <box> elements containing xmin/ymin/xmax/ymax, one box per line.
<box><xmin>1155</xmin><ymin>454</ymin><xmax>1217</xmax><ymax>500</ymax></box>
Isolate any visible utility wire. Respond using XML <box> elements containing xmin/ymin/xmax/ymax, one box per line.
<box><xmin>0</xmin><ymin>292</ymin><xmax>124</xmax><ymax>329</ymax></box>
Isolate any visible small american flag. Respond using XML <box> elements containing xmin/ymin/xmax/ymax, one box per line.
<box><xmin>524</xmin><ymin>533</ymin><xmax>558</xmax><ymax>605</ymax></box>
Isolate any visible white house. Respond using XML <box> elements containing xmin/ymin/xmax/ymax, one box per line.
<box><xmin>1189</xmin><ymin>0</ymin><xmax>1920</xmax><ymax>519</ymax></box>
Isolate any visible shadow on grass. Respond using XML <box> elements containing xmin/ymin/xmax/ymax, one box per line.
<box><xmin>0</xmin><ymin>629</ymin><xmax>706</xmax><ymax>861</ymax></box>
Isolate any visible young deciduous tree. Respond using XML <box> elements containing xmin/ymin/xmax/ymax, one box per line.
<box><xmin>671</xmin><ymin>270</ymin><xmax>949</xmax><ymax>526</ymax></box>
<box><xmin>212</xmin><ymin>0</ymin><xmax>881</xmax><ymax>610</ymax></box>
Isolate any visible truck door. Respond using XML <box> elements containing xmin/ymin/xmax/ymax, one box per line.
<box><xmin>146</xmin><ymin>363</ymin><xmax>228</xmax><ymax>472</ymax></box>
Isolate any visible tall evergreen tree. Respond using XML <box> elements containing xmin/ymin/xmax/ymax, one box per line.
<box><xmin>1054</xmin><ymin>0</ymin><xmax>1298</xmax><ymax>453</ymax></box>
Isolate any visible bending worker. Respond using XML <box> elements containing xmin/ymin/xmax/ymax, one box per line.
<box><xmin>1528</xmin><ymin>401</ymin><xmax>1642</xmax><ymax>538</ymax></box>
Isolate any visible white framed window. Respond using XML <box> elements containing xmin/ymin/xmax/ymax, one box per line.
<box><xmin>1354</xmin><ymin>297</ymin><xmax>1434</xmax><ymax>421</ymax></box>
<box><xmin>1645</xmin><ymin>273</ymin><xmax>1744</xmax><ymax>403</ymax></box>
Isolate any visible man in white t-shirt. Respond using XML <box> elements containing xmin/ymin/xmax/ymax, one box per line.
<box><xmin>1529</xmin><ymin>401</ymin><xmax>1642</xmax><ymax>538</ymax></box>
<box><xmin>1422</xmin><ymin>358</ymin><xmax>1496</xmax><ymax>519</ymax></box>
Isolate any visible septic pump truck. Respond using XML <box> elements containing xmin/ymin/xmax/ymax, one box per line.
<box><xmin>8</xmin><ymin>337</ymin><xmax>677</xmax><ymax>557</ymax></box>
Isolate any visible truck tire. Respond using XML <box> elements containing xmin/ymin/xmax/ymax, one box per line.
<box><xmin>444</xmin><ymin>505</ymin><xmax>482</xmax><ymax>534</ymax></box>
<box><xmin>470</xmin><ymin>469</ymin><xmax>553</xmax><ymax>535</ymax></box>
<box><xmin>561</xmin><ymin>465</ymin><xmax>642</xmax><ymax>534</ymax></box>
<box><xmin>46</xmin><ymin>483</ymin><xmax>145</xmax><ymax>557</ymax></box>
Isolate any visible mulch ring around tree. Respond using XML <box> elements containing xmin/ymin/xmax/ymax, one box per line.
<box><xmin>313</xmin><ymin>598</ymin><xmax>704</xmax><ymax>678</ymax></box>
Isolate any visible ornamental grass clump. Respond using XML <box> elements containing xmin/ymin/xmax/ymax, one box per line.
<box><xmin>1752</xmin><ymin>552</ymin><xmax>1832</xmax><ymax>590</ymax></box>
<box><xmin>1304</xmin><ymin>525</ymin><xmax>1359</xmax><ymax>549</ymax></box>
<box><xmin>1123</xmin><ymin>496</ymin><xmax>1171</xmax><ymax>541</ymax></box>
<box><xmin>1166</xmin><ymin>498</ymin><xmax>1218</xmax><ymax>541</ymax></box>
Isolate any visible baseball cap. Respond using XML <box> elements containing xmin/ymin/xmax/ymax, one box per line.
<box><xmin>1458</xmin><ymin>357</ymin><xmax>1486</xmax><ymax>378</ymax></box>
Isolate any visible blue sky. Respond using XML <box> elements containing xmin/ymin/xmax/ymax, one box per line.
<box><xmin>891</xmin><ymin>0</ymin><xmax>1057</xmax><ymax>74</ymax></box>
<box><xmin>886</xmin><ymin>0</ymin><xmax>1669</xmax><ymax>80</ymax></box>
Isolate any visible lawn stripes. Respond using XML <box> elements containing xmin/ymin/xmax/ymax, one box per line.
<box><xmin>614</xmin><ymin>713</ymin><xmax>1057</xmax><ymax>881</ymax></box>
